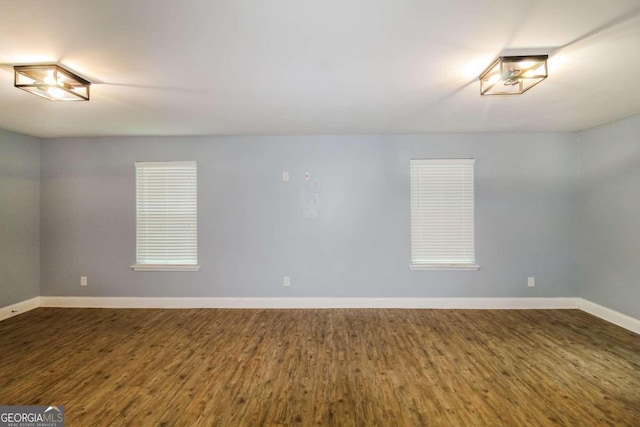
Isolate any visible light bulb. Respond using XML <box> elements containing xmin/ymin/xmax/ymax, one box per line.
<box><xmin>518</xmin><ymin>61</ymin><xmax>536</xmax><ymax>70</ymax></box>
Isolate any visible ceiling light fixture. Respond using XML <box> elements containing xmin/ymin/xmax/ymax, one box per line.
<box><xmin>14</xmin><ymin>64</ymin><xmax>91</xmax><ymax>101</ymax></box>
<box><xmin>479</xmin><ymin>55</ymin><xmax>548</xmax><ymax>96</ymax></box>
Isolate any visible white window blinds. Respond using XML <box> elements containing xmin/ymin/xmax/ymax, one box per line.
<box><xmin>410</xmin><ymin>159</ymin><xmax>478</xmax><ymax>270</ymax></box>
<box><xmin>132</xmin><ymin>161</ymin><xmax>199</xmax><ymax>271</ymax></box>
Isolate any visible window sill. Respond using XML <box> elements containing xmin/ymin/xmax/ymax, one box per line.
<box><xmin>410</xmin><ymin>264</ymin><xmax>479</xmax><ymax>271</ymax></box>
<box><xmin>131</xmin><ymin>264</ymin><xmax>201</xmax><ymax>272</ymax></box>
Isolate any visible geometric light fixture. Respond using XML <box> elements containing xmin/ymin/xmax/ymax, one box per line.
<box><xmin>479</xmin><ymin>55</ymin><xmax>548</xmax><ymax>96</ymax></box>
<box><xmin>14</xmin><ymin>64</ymin><xmax>91</xmax><ymax>101</ymax></box>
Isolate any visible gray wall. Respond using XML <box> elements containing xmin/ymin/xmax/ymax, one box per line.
<box><xmin>40</xmin><ymin>133</ymin><xmax>579</xmax><ymax>298</ymax></box>
<box><xmin>577</xmin><ymin>115</ymin><xmax>640</xmax><ymax>319</ymax></box>
<box><xmin>0</xmin><ymin>129</ymin><xmax>40</xmax><ymax>306</ymax></box>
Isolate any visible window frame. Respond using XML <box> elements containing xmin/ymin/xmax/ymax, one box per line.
<box><xmin>409</xmin><ymin>158</ymin><xmax>479</xmax><ymax>271</ymax></box>
<box><xmin>131</xmin><ymin>161</ymin><xmax>200</xmax><ymax>272</ymax></box>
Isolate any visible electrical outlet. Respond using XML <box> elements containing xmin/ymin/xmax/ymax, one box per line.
<box><xmin>282</xmin><ymin>171</ymin><xmax>289</xmax><ymax>182</ymax></box>
<box><xmin>283</xmin><ymin>276</ymin><xmax>291</xmax><ymax>287</ymax></box>
<box><xmin>528</xmin><ymin>276</ymin><xmax>535</xmax><ymax>287</ymax></box>
<box><xmin>304</xmin><ymin>172</ymin><xmax>311</xmax><ymax>180</ymax></box>
<box><xmin>81</xmin><ymin>276</ymin><xmax>88</xmax><ymax>287</ymax></box>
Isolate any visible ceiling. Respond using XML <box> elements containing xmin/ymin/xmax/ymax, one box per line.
<box><xmin>1</xmin><ymin>0</ymin><xmax>639</xmax><ymax>138</ymax></box>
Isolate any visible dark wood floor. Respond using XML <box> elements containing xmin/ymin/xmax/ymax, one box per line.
<box><xmin>0</xmin><ymin>308</ymin><xmax>638</xmax><ymax>426</ymax></box>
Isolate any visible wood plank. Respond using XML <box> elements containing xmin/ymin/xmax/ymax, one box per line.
<box><xmin>0</xmin><ymin>308</ymin><xmax>638</xmax><ymax>426</ymax></box>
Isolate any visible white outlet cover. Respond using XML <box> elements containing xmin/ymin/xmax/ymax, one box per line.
<box><xmin>282</xmin><ymin>171</ymin><xmax>289</xmax><ymax>182</ymax></box>
<box><xmin>527</xmin><ymin>277</ymin><xmax>535</xmax><ymax>287</ymax></box>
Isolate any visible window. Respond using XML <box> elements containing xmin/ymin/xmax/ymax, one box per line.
<box><xmin>131</xmin><ymin>161</ymin><xmax>199</xmax><ymax>271</ymax></box>
<box><xmin>410</xmin><ymin>159</ymin><xmax>478</xmax><ymax>270</ymax></box>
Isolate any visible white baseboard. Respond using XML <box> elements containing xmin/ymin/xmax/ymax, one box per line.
<box><xmin>38</xmin><ymin>296</ymin><xmax>579</xmax><ymax>310</ymax></box>
<box><xmin>6</xmin><ymin>296</ymin><xmax>639</xmax><ymax>335</ymax></box>
<box><xmin>0</xmin><ymin>297</ymin><xmax>40</xmax><ymax>321</ymax></box>
<box><xmin>578</xmin><ymin>298</ymin><xmax>640</xmax><ymax>335</ymax></box>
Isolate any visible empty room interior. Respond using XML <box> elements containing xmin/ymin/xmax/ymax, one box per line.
<box><xmin>1</xmin><ymin>0</ymin><xmax>639</xmax><ymax>426</ymax></box>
